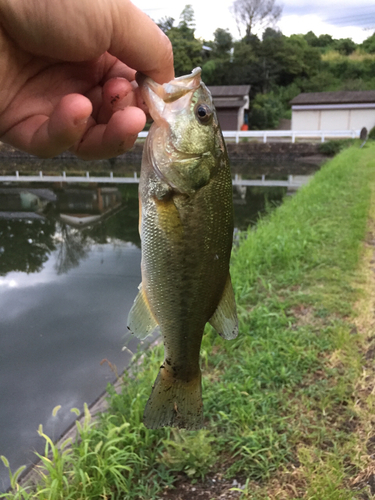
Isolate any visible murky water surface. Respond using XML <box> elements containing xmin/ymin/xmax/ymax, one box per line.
<box><xmin>0</xmin><ymin>168</ymin><xmax>312</xmax><ymax>490</ymax></box>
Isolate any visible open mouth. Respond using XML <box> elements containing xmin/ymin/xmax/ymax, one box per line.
<box><xmin>137</xmin><ymin>68</ymin><xmax>202</xmax><ymax>123</ymax></box>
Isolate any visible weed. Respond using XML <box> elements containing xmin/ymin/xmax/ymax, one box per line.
<box><xmin>318</xmin><ymin>139</ymin><xmax>353</xmax><ymax>156</ymax></box>
<box><xmin>159</xmin><ymin>429</ymin><xmax>216</xmax><ymax>479</ymax></box>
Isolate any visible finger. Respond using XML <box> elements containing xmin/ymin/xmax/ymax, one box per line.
<box><xmin>97</xmin><ymin>77</ymin><xmax>137</xmax><ymax>124</ymax></box>
<box><xmin>104</xmin><ymin>59</ymin><xmax>137</xmax><ymax>83</ymax></box>
<box><xmin>109</xmin><ymin>0</ymin><xmax>174</xmax><ymax>84</ymax></box>
<box><xmin>72</xmin><ymin>106</ymin><xmax>146</xmax><ymax>160</ymax></box>
<box><xmin>2</xmin><ymin>94</ymin><xmax>92</xmax><ymax>158</ymax></box>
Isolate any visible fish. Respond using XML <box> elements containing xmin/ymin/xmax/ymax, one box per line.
<box><xmin>127</xmin><ymin>67</ymin><xmax>238</xmax><ymax>430</ymax></box>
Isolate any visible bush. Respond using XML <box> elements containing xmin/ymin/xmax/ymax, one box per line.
<box><xmin>318</xmin><ymin>139</ymin><xmax>351</xmax><ymax>156</ymax></box>
<box><xmin>249</xmin><ymin>92</ymin><xmax>284</xmax><ymax>130</ymax></box>
<box><xmin>368</xmin><ymin>126</ymin><xmax>375</xmax><ymax>140</ymax></box>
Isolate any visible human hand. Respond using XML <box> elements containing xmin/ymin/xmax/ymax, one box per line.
<box><xmin>0</xmin><ymin>0</ymin><xmax>174</xmax><ymax>159</ymax></box>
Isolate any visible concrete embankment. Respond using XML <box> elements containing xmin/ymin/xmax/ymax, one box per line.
<box><xmin>0</xmin><ymin>141</ymin><xmax>326</xmax><ymax>176</ymax></box>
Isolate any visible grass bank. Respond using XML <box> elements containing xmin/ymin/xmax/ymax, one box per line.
<box><xmin>2</xmin><ymin>144</ymin><xmax>375</xmax><ymax>499</ymax></box>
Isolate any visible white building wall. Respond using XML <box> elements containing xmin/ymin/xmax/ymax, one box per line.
<box><xmin>292</xmin><ymin>110</ymin><xmax>320</xmax><ymax>130</ymax></box>
<box><xmin>292</xmin><ymin>104</ymin><xmax>375</xmax><ymax>131</ymax></box>
<box><xmin>349</xmin><ymin>109</ymin><xmax>375</xmax><ymax>130</ymax></box>
<box><xmin>320</xmin><ymin>110</ymin><xmax>350</xmax><ymax>130</ymax></box>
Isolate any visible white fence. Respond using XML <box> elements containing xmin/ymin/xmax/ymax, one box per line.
<box><xmin>0</xmin><ymin>171</ymin><xmax>140</xmax><ymax>184</ymax></box>
<box><xmin>0</xmin><ymin>171</ymin><xmax>311</xmax><ymax>188</ymax></box>
<box><xmin>138</xmin><ymin>129</ymin><xmax>360</xmax><ymax>144</ymax></box>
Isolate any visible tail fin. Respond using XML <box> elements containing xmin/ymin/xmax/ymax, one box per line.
<box><xmin>143</xmin><ymin>367</ymin><xmax>203</xmax><ymax>430</ymax></box>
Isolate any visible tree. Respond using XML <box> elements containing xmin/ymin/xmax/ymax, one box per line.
<box><xmin>362</xmin><ymin>32</ymin><xmax>375</xmax><ymax>53</ymax></box>
<box><xmin>179</xmin><ymin>4</ymin><xmax>195</xmax><ymax>30</ymax></box>
<box><xmin>304</xmin><ymin>32</ymin><xmax>336</xmax><ymax>52</ymax></box>
<box><xmin>262</xmin><ymin>27</ymin><xmax>282</xmax><ymax>41</ymax></box>
<box><xmin>212</xmin><ymin>28</ymin><xmax>233</xmax><ymax>56</ymax></box>
<box><xmin>231</xmin><ymin>0</ymin><xmax>282</xmax><ymax>38</ymax></box>
<box><xmin>157</xmin><ymin>16</ymin><xmax>174</xmax><ymax>34</ymax></box>
<box><xmin>334</xmin><ymin>38</ymin><xmax>356</xmax><ymax>56</ymax></box>
<box><xmin>249</xmin><ymin>92</ymin><xmax>284</xmax><ymax>129</ymax></box>
<box><xmin>316</xmin><ymin>34</ymin><xmax>334</xmax><ymax>49</ymax></box>
<box><xmin>156</xmin><ymin>5</ymin><xmax>203</xmax><ymax>77</ymax></box>
<box><xmin>274</xmin><ymin>35</ymin><xmax>321</xmax><ymax>86</ymax></box>
<box><xmin>0</xmin><ymin>218</ymin><xmax>56</xmax><ymax>275</ymax></box>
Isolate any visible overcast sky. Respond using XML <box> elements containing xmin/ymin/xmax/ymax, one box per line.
<box><xmin>132</xmin><ymin>0</ymin><xmax>375</xmax><ymax>44</ymax></box>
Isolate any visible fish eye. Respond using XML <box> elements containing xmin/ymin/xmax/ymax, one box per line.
<box><xmin>195</xmin><ymin>104</ymin><xmax>213</xmax><ymax>125</ymax></box>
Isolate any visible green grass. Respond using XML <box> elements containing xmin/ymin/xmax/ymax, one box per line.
<box><xmin>2</xmin><ymin>144</ymin><xmax>375</xmax><ymax>499</ymax></box>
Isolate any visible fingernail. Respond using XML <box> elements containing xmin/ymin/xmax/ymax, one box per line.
<box><xmin>75</xmin><ymin>116</ymin><xmax>89</xmax><ymax>126</ymax></box>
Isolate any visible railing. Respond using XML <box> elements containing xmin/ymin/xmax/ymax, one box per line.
<box><xmin>0</xmin><ymin>171</ymin><xmax>140</xmax><ymax>184</ymax></box>
<box><xmin>0</xmin><ymin>171</ymin><xmax>311</xmax><ymax>188</ymax></box>
<box><xmin>137</xmin><ymin>129</ymin><xmax>360</xmax><ymax>144</ymax></box>
<box><xmin>232</xmin><ymin>174</ymin><xmax>309</xmax><ymax>188</ymax></box>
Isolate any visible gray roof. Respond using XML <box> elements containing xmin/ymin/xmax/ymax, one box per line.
<box><xmin>208</xmin><ymin>85</ymin><xmax>250</xmax><ymax>97</ymax></box>
<box><xmin>0</xmin><ymin>212</ymin><xmax>45</xmax><ymax>220</ymax></box>
<box><xmin>0</xmin><ymin>188</ymin><xmax>57</xmax><ymax>201</ymax></box>
<box><xmin>214</xmin><ymin>99</ymin><xmax>247</xmax><ymax>108</ymax></box>
<box><xmin>290</xmin><ymin>90</ymin><xmax>375</xmax><ymax>105</ymax></box>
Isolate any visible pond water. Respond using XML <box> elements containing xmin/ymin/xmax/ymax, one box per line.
<box><xmin>0</xmin><ymin>166</ymin><xmax>313</xmax><ymax>491</ymax></box>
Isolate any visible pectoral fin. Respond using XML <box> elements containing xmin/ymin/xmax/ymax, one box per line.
<box><xmin>209</xmin><ymin>275</ymin><xmax>238</xmax><ymax>340</ymax></box>
<box><xmin>127</xmin><ymin>284</ymin><xmax>158</xmax><ymax>340</ymax></box>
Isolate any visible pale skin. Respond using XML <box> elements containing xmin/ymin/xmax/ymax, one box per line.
<box><xmin>0</xmin><ymin>0</ymin><xmax>174</xmax><ymax>159</ymax></box>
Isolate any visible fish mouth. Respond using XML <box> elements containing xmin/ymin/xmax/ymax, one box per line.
<box><xmin>137</xmin><ymin>67</ymin><xmax>202</xmax><ymax>123</ymax></box>
<box><xmin>138</xmin><ymin>68</ymin><xmax>205</xmax><ymax>193</ymax></box>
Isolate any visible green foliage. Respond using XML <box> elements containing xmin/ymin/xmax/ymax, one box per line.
<box><xmin>249</xmin><ymin>92</ymin><xmax>284</xmax><ymax>129</ymax></box>
<box><xmin>157</xmin><ymin>16</ymin><xmax>174</xmax><ymax>34</ymax></box>
<box><xmin>361</xmin><ymin>32</ymin><xmax>375</xmax><ymax>53</ymax></box>
<box><xmin>167</xmin><ymin>27</ymin><xmax>203</xmax><ymax>76</ymax></box>
<box><xmin>156</xmin><ymin>5</ymin><xmax>202</xmax><ymax>77</ymax></box>
<box><xmin>317</xmin><ymin>139</ymin><xmax>353</xmax><ymax>156</ymax></box>
<box><xmin>304</xmin><ymin>31</ymin><xmax>334</xmax><ymax>50</ymax></box>
<box><xmin>159</xmin><ymin>430</ymin><xmax>216</xmax><ymax>479</ymax></box>
<box><xmin>296</xmin><ymin>70</ymin><xmax>340</xmax><ymax>92</ymax></box>
<box><xmin>369</xmin><ymin>125</ymin><xmax>375</xmax><ymax>140</ymax></box>
<box><xmin>333</xmin><ymin>38</ymin><xmax>356</xmax><ymax>56</ymax></box>
<box><xmin>276</xmin><ymin>35</ymin><xmax>321</xmax><ymax>85</ymax></box>
<box><xmin>262</xmin><ymin>27</ymin><xmax>282</xmax><ymax>41</ymax></box>
<box><xmin>212</xmin><ymin>28</ymin><xmax>233</xmax><ymax>57</ymax></box>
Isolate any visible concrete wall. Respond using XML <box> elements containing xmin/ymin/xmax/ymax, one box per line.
<box><xmin>292</xmin><ymin>106</ymin><xmax>375</xmax><ymax>131</ymax></box>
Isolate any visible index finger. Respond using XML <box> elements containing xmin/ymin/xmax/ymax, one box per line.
<box><xmin>109</xmin><ymin>0</ymin><xmax>174</xmax><ymax>84</ymax></box>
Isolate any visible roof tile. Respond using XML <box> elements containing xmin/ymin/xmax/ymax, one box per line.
<box><xmin>290</xmin><ymin>90</ymin><xmax>375</xmax><ymax>105</ymax></box>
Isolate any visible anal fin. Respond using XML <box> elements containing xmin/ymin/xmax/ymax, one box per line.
<box><xmin>127</xmin><ymin>283</ymin><xmax>158</xmax><ymax>340</ymax></box>
<box><xmin>209</xmin><ymin>274</ymin><xmax>238</xmax><ymax>340</ymax></box>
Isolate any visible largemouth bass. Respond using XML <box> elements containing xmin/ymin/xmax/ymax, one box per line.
<box><xmin>127</xmin><ymin>67</ymin><xmax>238</xmax><ymax>429</ymax></box>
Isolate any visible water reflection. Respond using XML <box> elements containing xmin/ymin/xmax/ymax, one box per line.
<box><xmin>0</xmin><ymin>184</ymin><xmax>140</xmax><ymax>277</ymax></box>
<box><xmin>0</xmin><ymin>180</ymin><xmax>286</xmax><ymax>491</ymax></box>
<box><xmin>232</xmin><ymin>185</ymin><xmax>286</xmax><ymax>230</ymax></box>
<box><xmin>0</xmin><ymin>183</ymin><xmax>144</xmax><ymax>492</ymax></box>
<box><xmin>0</xmin><ymin>218</ymin><xmax>56</xmax><ymax>275</ymax></box>
<box><xmin>0</xmin><ymin>182</ymin><xmax>286</xmax><ymax>278</ymax></box>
